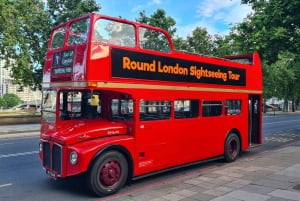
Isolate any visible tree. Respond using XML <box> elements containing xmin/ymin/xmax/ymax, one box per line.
<box><xmin>136</xmin><ymin>9</ymin><xmax>177</xmax><ymax>38</ymax></box>
<box><xmin>173</xmin><ymin>37</ymin><xmax>190</xmax><ymax>52</ymax></box>
<box><xmin>0</xmin><ymin>0</ymin><xmax>51</xmax><ymax>89</ymax></box>
<box><xmin>0</xmin><ymin>0</ymin><xmax>100</xmax><ymax>90</ymax></box>
<box><xmin>0</xmin><ymin>97</ymin><xmax>5</xmax><ymax>107</ymax></box>
<box><xmin>263</xmin><ymin>51</ymin><xmax>300</xmax><ymax>111</ymax></box>
<box><xmin>211</xmin><ymin>34</ymin><xmax>237</xmax><ymax>57</ymax></box>
<box><xmin>185</xmin><ymin>27</ymin><xmax>214</xmax><ymax>55</ymax></box>
<box><xmin>47</xmin><ymin>0</ymin><xmax>101</xmax><ymax>26</ymax></box>
<box><xmin>232</xmin><ymin>0</ymin><xmax>300</xmax><ymax>110</ymax></box>
<box><xmin>1</xmin><ymin>93</ymin><xmax>21</xmax><ymax>107</ymax></box>
<box><xmin>237</xmin><ymin>0</ymin><xmax>300</xmax><ymax>62</ymax></box>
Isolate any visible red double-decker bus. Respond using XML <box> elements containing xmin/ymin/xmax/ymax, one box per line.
<box><xmin>39</xmin><ymin>13</ymin><xmax>262</xmax><ymax>196</ymax></box>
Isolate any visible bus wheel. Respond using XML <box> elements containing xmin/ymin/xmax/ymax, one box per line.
<box><xmin>224</xmin><ymin>133</ymin><xmax>240</xmax><ymax>162</ymax></box>
<box><xmin>87</xmin><ymin>151</ymin><xmax>128</xmax><ymax>197</ymax></box>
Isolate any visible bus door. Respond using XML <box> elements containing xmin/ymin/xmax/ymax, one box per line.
<box><xmin>248</xmin><ymin>95</ymin><xmax>261</xmax><ymax>146</ymax></box>
<box><xmin>135</xmin><ymin>100</ymin><xmax>174</xmax><ymax>173</ymax></box>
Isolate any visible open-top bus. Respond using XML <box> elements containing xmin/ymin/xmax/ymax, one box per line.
<box><xmin>39</xmin><ymin>13</ymin><xmax>262</xmax><ymax>197</ymax></box>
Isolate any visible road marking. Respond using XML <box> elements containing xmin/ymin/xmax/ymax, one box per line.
<box><xmin>0</xmin><ymin>183</ymin><xmax>12</xmax><ymax>188</ymax></box>
<box><xmin>0</xmin><ymin>142</ymin><xmax>14</xmax><ymax>146</ymax></box>
<box><xmin>0</xmin><ymin>151</ymin><xmax>39</xmax><ymax>159</ymax></box>
<box><xmin>264</xmin><ymin>119</ymin><xmax>300</xmax><ymax>125</ymax></box>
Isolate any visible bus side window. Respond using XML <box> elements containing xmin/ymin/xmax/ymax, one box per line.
<box><xmin>111</xmin><ymin>99</ymin><xmax>134</xmax><ymax>120</ymax></box>
<box><xmin>140</xmin><ymin>100</ymin><xmax>171</xmax><ymax>121</ymax></box>
<box><xmin>139</xmin><ymin>27</ymin><xmax>171</xmax><ymax>53</ymax></box>
<box><xmin>175</xmin><ymin>100</ymin><xmax>199</xmax><ymax>119</ymax></box>
<box><xmin>202</xmin><ymin>101</ymin><xmax>223</xmax><ymax>117</ymax></box>
<box><xmin>225</xmin><ymin>100</ymin><xmax>241</xmax><ymax>115</ymax></box>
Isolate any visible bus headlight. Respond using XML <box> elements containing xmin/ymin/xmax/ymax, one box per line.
<box><xmin>70</xmin><ymin>151</ymin><xmax>78</xmax><ymax>165</ymax></box>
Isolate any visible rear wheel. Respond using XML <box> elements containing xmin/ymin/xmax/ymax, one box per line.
<box><xmin>87</xmin><ymin>151</ymin><xmax>128</xmax><ymax>197</ymax></box>
<box><xmin>224</xmin><ymin>133</ymin><xmax>240</xmax><ymax>162</ymax></box>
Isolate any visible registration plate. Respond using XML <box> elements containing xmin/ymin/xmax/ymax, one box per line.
<box><xmin>46</xmin><ymin>170</ymin><xmax>57</xmax><ymax>179</ymax></box>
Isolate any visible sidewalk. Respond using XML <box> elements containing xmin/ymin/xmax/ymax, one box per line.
<box><xmin>0</xmin><ymin>123</ymin><xmax>40</xmax><ymax>139</ymax></box>
<box><xmin>104</xmin><ymin>142</ymin><xmax>300</xmax><ymax>201</ymax></box>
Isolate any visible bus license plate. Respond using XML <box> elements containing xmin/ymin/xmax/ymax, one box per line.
<box><xmin>46</xmin><ymin>170</ymin><xmax>57</xmax><ymax>178</ymax></box>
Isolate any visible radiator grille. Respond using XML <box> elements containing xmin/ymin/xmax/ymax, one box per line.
<box><xmin>42</xmin><ymin>141</ymin><xmax>62</xmax><ymax>174</ymax></box>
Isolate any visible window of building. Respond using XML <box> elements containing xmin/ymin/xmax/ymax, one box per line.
<box><xmin>140</xmin><ymin>100</ymin><xmax>171</xmax><ymax>121</ymax></box>
<box><xmin>225</xmin><ymin>100</ymin><xmax>241</xmax><ymax>115</ymax></box>
<box><xmin>202</xmin><ymin>101</ymin><xmax>223</xmax><ymax>117</ymax></box>
<box><xmin>174</xmin><ymin>100</ymin><xmax>199</xmax><ymax>119</ymax></box>
<box><xmin>111</xmin><ymin>99</ymin><xmax>134</xmax><ymax>120</ymax></box>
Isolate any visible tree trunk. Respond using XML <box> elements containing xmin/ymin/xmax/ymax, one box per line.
<box><xmin>283</xmin><ymin>97</ymin><xmax>289</xmax><ymax>112</ymax></box>
<box><xmin>292</xmin><ymin>99</ymin><xmax>296</xmax><ymax>112</ymax></box>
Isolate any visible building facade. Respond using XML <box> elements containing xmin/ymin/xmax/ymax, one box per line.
<box><xmin>0</xmin><ymin>58</ymin><xmax>42</xmax><ymax>104</ymax></box>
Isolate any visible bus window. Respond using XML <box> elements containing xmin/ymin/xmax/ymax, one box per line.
<box><xmin>68</xmin><ymin>18</ymin><xmax>90</xmax><ymax>45</ymax></box>
<box><xmin>139</xmin><ymin>27</ymin><xmax>171</xmax><ymax>53</ymax></box>
<box><xmin>51</xmin><ymin>26</ymin><xmax>66</xmax><ymax>49</ymax></box>
<box><xmin>202</xmin><ymin>101</ymin><xmax>223</xmax><ymax>117</ymax></box>
<box><xmin>174</xmin><ymin>100</ymin><xmax>199</xmax><ymax>119</ymax></box>
<box><xmin>42</xmin><ymin>89</ymin><xmax>57</xmax><ymax>122</ymax></box>
<box><xmin>111</xmin><ymin>99</ymin><xmax>134</xmax><ymax>120</ymax></box>
<box><xmin>93</xmin><ymin>19</ymin><xmax>135</xmax><ymax>47</ymax></box>
<box><xmin>225</xmin><ymin>100</ymin><xmax>241</xmax><ymax>115</ymax></box>
<box><xmin>59</xmin><ymin>90</ymin><xmax>101</xmax><ymax>120</ymax></box>
<box><xmin>140</xmin><ymin>100</ymin><xmax>171</xmax><ymax>121</ymax></box>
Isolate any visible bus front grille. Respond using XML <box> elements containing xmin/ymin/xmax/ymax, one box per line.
<box><xmin>42</xmin><ymin>141</ymin><xmax>62</xmax><ymax>175</ymax></box>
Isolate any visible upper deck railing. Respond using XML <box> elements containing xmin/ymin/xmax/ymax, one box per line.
<box><xmin>43</xmin><ymin>13</ymin><xmax>262</xmax><ymax>92</ymax></box>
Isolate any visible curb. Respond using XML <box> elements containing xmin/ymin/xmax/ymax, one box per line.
<box><xmin>0</xmin><ymin>129</ymin><xmax>40</xmax><ymax>135</ymax></box>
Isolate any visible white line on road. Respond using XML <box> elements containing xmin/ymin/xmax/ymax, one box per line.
<box><xmin>264</xmin><ymin>119</ymin><xmax>300</xmax><ymax>125</ymax></box>
<box><xmin>0</xmin><ymin>183</ymin><xmax>12</xmax><ymax>188</ymax></box>
<box><xmin>0</xmin><ymin>142</ymin><xmax>14</xmax><ymax>146</ymax></box>
<box><xmin>0</xmin><ymin>151</ymin><xmax>39</xmax><ymax>159</ymax></box>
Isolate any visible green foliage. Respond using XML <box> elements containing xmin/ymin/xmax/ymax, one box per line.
<box><xmin>0</xmin><ymin>0</ymin><xmax>51</xmax><ymax>90</ymax></box>
<box><xmin>136</xmin><ymin>9</ymin><xmax>177</xmax><ymax>38</ymax></box>
<box><xmin>47</xmin><ymin>0</ymin><xmax>101</xmax><ymax>26</ymax></box>
<box><xmin>234</xmin><ymin>0</ymin><xmax>300</xmax><ymax>106</ymax></box>
<box><xmin>0</xmin><ymin>97</ymin><xmax>5</xmax><ymax>107</ymax></box>
<box><xmin>234</xmin><ymin>0</ymin><xmax>300</xmax><ymax>62</ymax></box>
<box><xmin>186</xmin><ymin>27</ymin><xmax>214</xmax><ymax>55</ymax></box>
<box><xmin>0</xmin><ymin>0</ymin><xmax>100</xmax><ymax>90</ymax></box>
<box><xmin>0</xmin><ymin>93</ymin><xmax>21</xmax><ymax>107</ymax></box>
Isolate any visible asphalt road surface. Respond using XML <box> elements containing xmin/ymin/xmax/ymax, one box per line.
<box><xmin>0</xmin><ymin>113</ymin><xmax>300</xmax><ymax>201</ymax></box>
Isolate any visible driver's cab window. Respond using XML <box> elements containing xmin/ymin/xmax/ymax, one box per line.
<box><xmin>60</xmin><ymin>90</ymin><xmax>101</xmax><ymax>120</ymax></box>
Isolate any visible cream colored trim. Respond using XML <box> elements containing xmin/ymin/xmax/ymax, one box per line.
<box><xmin>96</xmin><ymin>82</ymin><xmax>262</xmax><ymax>94</ymax></box>
<box><xmin>43</xmin><ymin>81</ymin><xmax>262</xmax><ymax>94</ymax></box>
<box><xmin>42</xmin><ymin>82</ymin><xmax>87</xmax><ymax>88</ymax></box>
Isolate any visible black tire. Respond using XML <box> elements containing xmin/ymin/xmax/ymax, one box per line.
<box><xmin>224</xmin><ymin>133</ymin><xmax>240</xmax><ymax>162</ymax></box>
<box><xmin>87</xmin><ymin>151</ymin><xmax>128</xmax><ymax>197</ymax></box>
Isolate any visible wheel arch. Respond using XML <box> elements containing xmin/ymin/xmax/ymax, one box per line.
<box><xmin>87</xmin><ymin>144</ymin><xmax>134</xmax><ymax>183</ymax></box>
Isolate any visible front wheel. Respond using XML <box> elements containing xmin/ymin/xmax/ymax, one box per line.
<box><xmin>87</xmin><ymin>151</ymin><xmax>128</xmax><ymax>197</ymax></box>
<box><xmin>224</xmin><ymin>133</ymin><xmax>240</xmax><ymax>162</ymax></box>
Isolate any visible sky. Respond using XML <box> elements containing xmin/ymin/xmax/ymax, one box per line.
<box><xmin>97</xmin><ymin>0</ymin><xmax>252</xmax><ymax>37</ymax></box>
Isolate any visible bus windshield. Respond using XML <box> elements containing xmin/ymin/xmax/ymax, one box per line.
<box><xmin>51</xmin><ymin>17</ymin><xmax>90</xmax><ymax>49</ymax></box>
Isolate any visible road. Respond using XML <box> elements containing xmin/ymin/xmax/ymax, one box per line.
<box><xmin>0</xmin><ymin>113</ymin><xmax>300</xmax><ymax>201</ymax></box>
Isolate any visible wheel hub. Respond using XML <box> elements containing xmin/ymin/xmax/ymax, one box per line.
<box><xmin>100</xmin><ymin>161</ymin><xmax>121</xmax><ymax>187</ymax></box>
